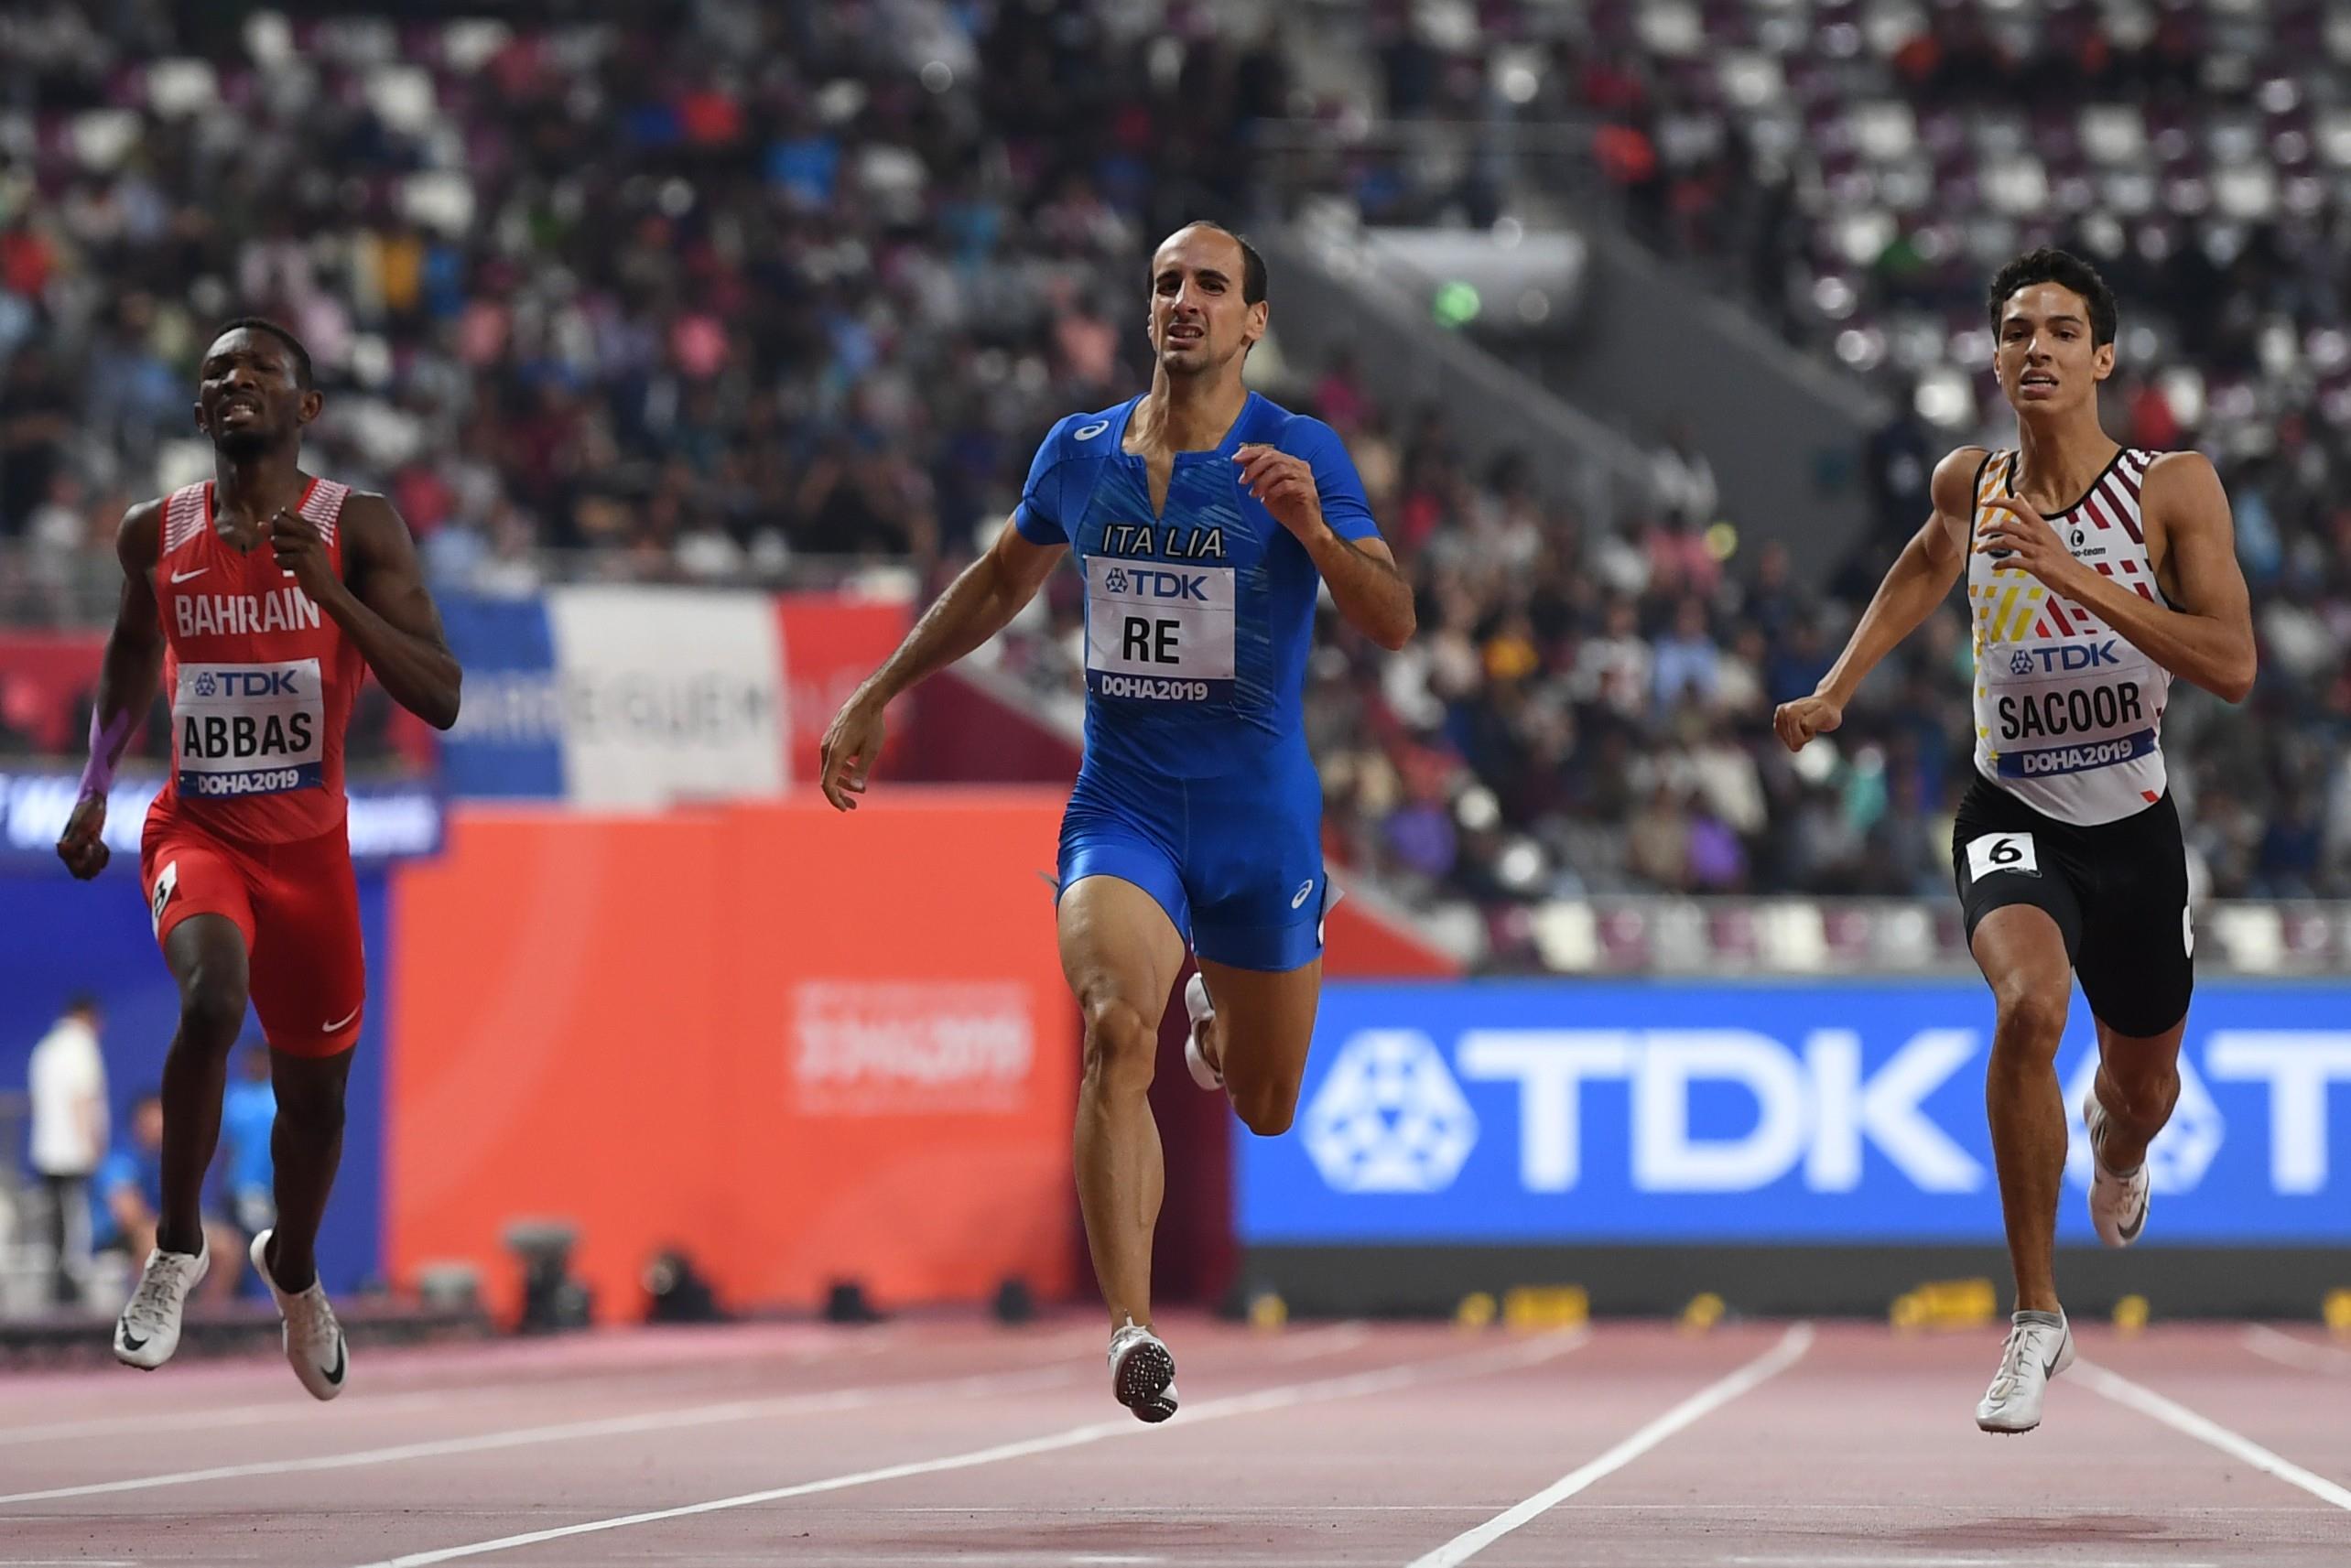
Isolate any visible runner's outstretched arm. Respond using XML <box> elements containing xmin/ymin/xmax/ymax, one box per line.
<box><xmin>58</xmin><ymin>502</ymin><xmax>168</xmax><ymax>879</ymax></box>
<box><xmin>820</xmin><ymin>518</ymin><xmax>1067</xmax><ymax>809</ymax></box>
<box><xmin>1774</xmin><ymin>446</ymin><xmax>1980</xmax><ymax>752</ymax></box>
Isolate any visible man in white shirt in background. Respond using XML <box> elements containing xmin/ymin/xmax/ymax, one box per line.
<box><xmin>27</xmin><ymin>994</ymin><xmax>108</xmax><ymax>1307</ymax></box>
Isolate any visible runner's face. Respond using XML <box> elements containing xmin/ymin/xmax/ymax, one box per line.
<box><xmin>1147</xmin><ymin>228</ymin><xmax>1263</xmax><ymax>377</ymax></box>
<box><xmin>1995</xmin><ymin>283</ymin><xmax>2112</xmax><ymax>418</ymax></box>
<box><xmin>195</xmin><ymin>330</ymin><xmax>320</xmax><ymax>457</ymax></box>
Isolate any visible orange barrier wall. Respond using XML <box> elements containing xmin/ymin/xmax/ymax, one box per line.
<box><xmin>386</xmin><ymin>792</ymin><xmax>1078</xmax><ymax>1324</ymax></box>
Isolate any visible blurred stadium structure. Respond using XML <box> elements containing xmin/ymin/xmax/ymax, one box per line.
<box><xmin>1</xmin><ymin>1</ymin><xmax>2347</xmax><ymax>1327</ymax></box>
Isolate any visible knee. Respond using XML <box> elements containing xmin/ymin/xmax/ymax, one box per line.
<box><xmin>273</xmin><ymin>1061</ymin><xmax>349</xmax><ymax>1132</ymax></box>
<box><xmin>279</xmin><ymin>1083</ymin><xmax>345</xmax><ymax>1138</ymax></box>
<box><xmin>2098</xmin><ymin>1060</ymin><xmax>2179</xmax><ymax>1123</ymax></box>
<box><xmin>1989</xmin><ymin>986</ymin><xmax>2066</xmax><ymax>1065</ymax></box>
<box><xmin>1079</xmin><ymin>997</ymin><xmax>1157</xmax><ymax>1094</ymax></box>
<box><xmin>176</xmin><ymin>972</ymin><xmax>246</xmax><ymax>1053</ymax></box>
<box><xmin>1230</xmin><ymin>1079</ymin><xmax>1298</xmax><ymax>1139</ymax></box>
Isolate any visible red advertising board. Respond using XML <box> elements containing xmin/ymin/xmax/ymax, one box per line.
<box><xmin>385</xmin><ymin>792</ymin><xmax>1077</xmax><ymax>1324</ymax></box>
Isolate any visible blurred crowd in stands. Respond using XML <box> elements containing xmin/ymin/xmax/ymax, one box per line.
<box><xmin>1</xmin><ymin>1</ymin><xmax>2346</xmax><ymax>907</ymax></box>
<box><xmin>1308</xmin><ymin>0</ymin><xmax>2351</xmax><ymax>907</ymax></box>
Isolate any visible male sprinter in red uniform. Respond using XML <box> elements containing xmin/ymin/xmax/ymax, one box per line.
<box><xmin>58</xmin><ymin>319</ymin><xmax>460</xmax><ymax>1396</ymax></box>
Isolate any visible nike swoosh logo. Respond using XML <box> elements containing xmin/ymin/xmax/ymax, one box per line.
<box><xmin>322</xmin><ymin>1338</ymin><xmax>346</xmax><ymax>1386</ymax></box>
<box><xmin>120</xmin><ymin>1332</ymin><xmax>147</xmax><ymax>1350</ymax></box>
<box><xmin>320</xmin><ymin>1006</ymin><xmax>361</xmax><ymax>1034</ymax></box>
<box><xmin>169</xmin><ymin>567</ymin><xmax>208</xmax><ymax>583</ymax></box>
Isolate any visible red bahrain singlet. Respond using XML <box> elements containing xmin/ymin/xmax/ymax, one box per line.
<box><xmin>147</xmin><ymin>477</ymin><xmax>367</xmax><ymax>844</ymax></box>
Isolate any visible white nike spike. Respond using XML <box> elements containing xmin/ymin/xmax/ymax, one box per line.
<box><xmin>2083</xmin><ymin>1091</ymin><xmax>2151</xmax><ymax>1248</ymax></box>
<box><xmin>250</xmin><ymin>1229</ymin><xmax>349</xmax><ymax>1401</ymax></box>
<box><xmin>114</xmin><ymin>1246</ymin><xmax>211</xmax><ymax>1370</ymax></box>
<box><xmin>1108</xmin><ymin>1318</ymin><xmax>1177</xmax><ymax>1422</ymax></box>
<box><xmin>1976</xmin><ymin>1314</ymin><xmax>2074</xmax><ymax>1433</ymax></box>
<box><xmin>1183</xmin><ymin>972</ymin><xmax>1222</xmax><ymax>1091</ymax></box>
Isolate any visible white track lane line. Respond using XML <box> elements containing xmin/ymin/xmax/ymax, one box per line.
<box><xmin>0</xmin><ymin>1361</ymin><xmax>1078</xmax><ymax>1506</ymax></box>
<box><xmin>352</xmin><ymin>1329</ymin><xmax>1592</xmax><ymax>1568</ymax></box>
<box><xmin>2241</xmin><ymin>1325</ymin><xmax>2351</xmax><ymax>1374</ymax></box>
<box><xmin>1403</xmin><ymin>1323</ymin><xmax>1815</xmax><ymax>1568</ymax></box>
<box><xmin>2074</xmin><ymin>1357</ymin><xmax>2351</xmax><ymax>1511</ymax></box>
<box><xmin>0</xmin><ymin>1386</ymin><xmax>519</xmax><ymax>1448</ymax></box>
<box><xmin>0</xmin><ymin>1328</ymin><xmax>938</xmax><ymax>1449</ymax></box>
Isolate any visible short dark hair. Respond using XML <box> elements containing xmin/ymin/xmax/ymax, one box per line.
<box><xmin>1162</xmin><ymin>222</ymin><xmax>1268</xmax><ymax>306</ymax></box>
<box><xmin>212</xmin><ymin>317</ymin><xmax>314</xmax><ymax>388</ymax></box>
<box><xmin>1986</xmin><ymin>248</ymin><xmax>2117</xmax><ymax>347</ymax></box>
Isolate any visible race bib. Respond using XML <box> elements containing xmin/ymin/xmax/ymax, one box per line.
<box><xmin>173</xmin><ymin>658</ymin><xmax>325</xmax><ymax>797</ymax></box>
<box><xmin>1964</xmin><ymin>831</ymin><xmax>2040</xmax><ymax>882</ymax></box>
<box><xmin>1085</xmin><ymin>559</ymin><xmax>1235</xmax><ymax>702</ymax></box>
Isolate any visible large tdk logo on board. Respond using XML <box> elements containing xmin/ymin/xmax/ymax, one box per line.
<box><xmin>1301</xmin><ymin>1030</ymin><xmax>1479</xmax><ymax>1193</ymax></box>
<box><xmin>1295</xmin><ymin>1027</ymin><xmax>2351</xmax><ymax>1198</ymax></box>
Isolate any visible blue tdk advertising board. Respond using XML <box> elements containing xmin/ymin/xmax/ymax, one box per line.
<box><xmin>1240</xmin><ymin>981</ymin><xmax>2351</xmax><ymax>1247</ymax></box>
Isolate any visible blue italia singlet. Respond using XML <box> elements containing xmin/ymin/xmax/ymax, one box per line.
<box><xmin>1013</xmin><ymin>392</ymin><xmax>1381</xmax><ymax>970</ymax></box>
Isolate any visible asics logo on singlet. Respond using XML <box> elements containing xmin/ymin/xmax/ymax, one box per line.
<box><xmin>2012</xmin><ymin>642</ymin><xmax>2120</xmax><ymax>674</ymax></box>
<box><xmin>1074</xmin><ymin>421</ymin><xmax>1109</xmax><ymax>440</ymax></box>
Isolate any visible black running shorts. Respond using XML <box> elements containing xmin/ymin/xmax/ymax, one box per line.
<box><xmin>1950</xmin><ymin>774</ymin><xmax>2194</xmax><ymax>1038</ymax></box>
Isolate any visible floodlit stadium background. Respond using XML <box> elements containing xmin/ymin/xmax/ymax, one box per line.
<box><xmin>3</xmin><ymin>0</ymin><xmax>2348</xmax><ymax>1337</ymax></box>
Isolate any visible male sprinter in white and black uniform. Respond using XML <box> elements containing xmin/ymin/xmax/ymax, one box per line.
<box><xmin>820</xmin><ymin>223</ymin><xmax>1414</xmax><ymax>1422</ymax></box>
<box><xmin>1775</xmin><ymin>249</ymin><xmax>2253</xmax><ymax>1433</ymax></box>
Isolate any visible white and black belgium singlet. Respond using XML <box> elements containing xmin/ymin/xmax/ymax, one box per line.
<box><xmin>1967</xmin><ymin>448</ymin><xmax>2172</xmax><ymax>826</ymax></box>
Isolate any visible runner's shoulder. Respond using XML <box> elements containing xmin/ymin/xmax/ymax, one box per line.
<box><xmin>1931</xmin><ymin>446</ymin><xmax>1993</xmax><ymax>516</ymax></box>
<box><xmin>1254</xmin><ymin>397</ymin><xmax>1342</xmax><ymax>460</ymax></box>
<box><xmin>2137</xmin><ymin>449</ymin><xmax>2224</xmax><ymax>510</ymax></box>
<box><xmin>115</xmin><ymin>497</ymin><xmax>168</xmax><ymax>572</ymax></box>
<box><xmin>1036</xmin><ymin>398</ymin><xmax>1141</xmax><ymax>465</ymax></box>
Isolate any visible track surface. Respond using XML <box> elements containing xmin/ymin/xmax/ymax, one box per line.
<box><xmin>1</xmin><ymin>1316</ymin><xmax>2345</xmax><ymax>1565</ymax></box>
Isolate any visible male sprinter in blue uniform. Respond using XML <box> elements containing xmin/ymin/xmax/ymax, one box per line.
<box><xmin>820</xmin><ymin>222</ymin><xmax>1414</xmax><ymax>1422</ymax></box>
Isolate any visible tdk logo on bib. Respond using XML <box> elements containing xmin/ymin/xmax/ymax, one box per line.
<box><xmin>1113</xmin><ymin>569</ymin><xmax>1213</xmax><ymax>600</ymax></box>
<box><xmin>2012</xmin><ymin>642</ymin><xmax>2120</xmax><ymax>674</ymax></box>
<box><xmin>193</xmin><ymin>670</ymin><xmax>300</xmax><ymax>698</ymax></box>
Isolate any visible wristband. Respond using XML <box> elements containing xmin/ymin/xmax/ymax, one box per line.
<box><xmin>78</xmin><ymin>708</ymin><xmax>131</xmax><ymax>802</ymax></box>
